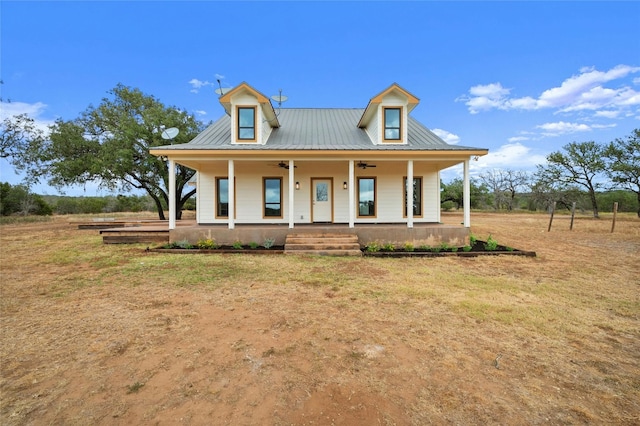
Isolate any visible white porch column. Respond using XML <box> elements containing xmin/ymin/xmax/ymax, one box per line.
<box><xmin>288</xmin><ymin>160</ymin><xmax>295</xmax><ymax>229</ymax></box>
<box><xmin>228</xmin><ymin>159</ymin><xmax>235</xmax><ymax>230</ymax></box>
<box><xmin>348</xmin><ymin>160</ymin><xmax>355</xmax><ymax>228</ymax></box>
<box><xmin>463</xmin><ymin>158</ymin><xmax>471</xmax><ymax>228</ymax></box>
<box><xmin>407</xmin><ymin>160</ymin><xmax>414</xmax><ymax>228</ymax></box>
<box><xmin>168</xmin><ymin>159</ymin><xmax>176</xmax><ymax>230</ymax></box>
<box><xmin>436</xmin><ymin>170</ymin><xmax>442</xmax><ymax>223</ymax></box>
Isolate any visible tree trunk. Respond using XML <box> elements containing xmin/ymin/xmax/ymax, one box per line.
<box><xmin>588</xmin><ymin>189</ymin><xmax>599</xmax><ymax>218</ymax></box>
<box><xmin>149</xmin><ymin>193</ymin><xmax>166</xmax><ymax>220</ymax></box>
<box><xmin>636</xmin><ymin>191</ymin><xmax>640</xmax><ymax>218</ymax></box>
<box><xmin>176</xmin><ymin>188</ymin><xmax>197</xmax><ymax>221</ymax></box>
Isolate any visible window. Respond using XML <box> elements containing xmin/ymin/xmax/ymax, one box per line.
<box><xmin>263</xmin><ymin>177</ymin><xmax>282</xmax><ymax>217</ymax></box>
<box><xmin>357</xmin><ymin>177</ymin><xmax>376</xmax><ymax>217</ymax></box>
<box><xmin>383</xmin><ymin>107</ymin><xmax>401</xmax><ymax>141</ymax></box>
<box><xmin>216</xmin><ymin>177</ymin><xmax>228</xmax><ymax>218</ymax></box>
<box><xmin>237</xmin><ymin>106</ymin><xmax>256</xmax><ymax>141</ymax></box>
<box><xmin>403</xmin><ymin>177</ymin><xmax>422</xmax><ymax>217</ymax></box>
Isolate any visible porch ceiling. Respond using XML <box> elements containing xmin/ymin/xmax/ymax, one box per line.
<box><xmin>170</xmin><ymin>155</ymin><xmax>479</xmax><ymax>172</ymax></box>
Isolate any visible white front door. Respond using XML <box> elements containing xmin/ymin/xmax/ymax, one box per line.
<box><xmin>312</xmin><ymin>179</ymin><xmax>332</xmax><ymax>222</ymax></box>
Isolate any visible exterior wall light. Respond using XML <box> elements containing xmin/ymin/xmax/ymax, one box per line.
<box><xmin>343</xmin><ymin>181</ymin><xmax>348</xmax><ymax>190</ymax></box>
<box><xmin>295</xmin><ymin>181</ymin><xmax>300</xmax><ymax>190</ymax></box>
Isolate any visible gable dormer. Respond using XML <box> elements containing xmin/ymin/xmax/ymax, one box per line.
<box><xmin>218</xmin><ymin>82</ymin><xmax>280</xmax><ymax>144</ymax></box>
<box><xmin>357</xmin><ymin>83</ymin><xmax>420</xmax><ymax>145</ymax></box>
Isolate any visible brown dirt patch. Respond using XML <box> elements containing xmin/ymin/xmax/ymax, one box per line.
<box><xmin>1</xmin><ymin>212</ymin><xmax>639</xmax><ymax>425</ymax></box>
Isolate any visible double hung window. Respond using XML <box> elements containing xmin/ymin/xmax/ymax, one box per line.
<box><xmin>216</xmin><ymin>177</ymin><xmax>228</xmax><ymax>218</ymax></box>
<box><xmin>357</xmin><ymin>177</ymin><xmax>376</xmax><ymax>217</ymax></box>
<box><xmin>263</xmin><ymin>177</ymin><xmax>282</xmax><ymax>217</ymax></box>
<box><xmin>237</xmin><ymin>106</ymin><xmax>256</xmax><ymax>141</ymax></box>
<box><xmin>383</xmin><ymin>107</ymin><xmax>401</xmax><ymax>141</ymax></box>
<box><xmin>403</xmin><ymin>177</ymin><xmax>422</xmax><ymax>217</ymax></box>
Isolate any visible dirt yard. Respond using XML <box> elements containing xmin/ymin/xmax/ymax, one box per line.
<box><xmin>1</xmin><ymin>212</ymin><xmax>638</xmax><ymax>425</ymax></box>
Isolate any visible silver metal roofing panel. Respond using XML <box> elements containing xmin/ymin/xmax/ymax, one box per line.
<box><xmin>155</xmin><ymin>108</ymin><xmax>485</xmax><ymax>151</ymax></box>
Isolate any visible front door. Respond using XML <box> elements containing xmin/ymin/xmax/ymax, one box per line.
<box><xmin>312</xmin><ymin>179</ymin><xmax>332</xmax><ymax>222</ymax></box>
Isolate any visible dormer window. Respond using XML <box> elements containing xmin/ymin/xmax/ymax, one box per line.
<box><xmin>383</xmin><ymin>107</ymin><xmax>402</xmax><ymax>141</ymax></box>
<box><xmin>237</xmin><ymin>106</ymin><xmax>256</xmax><ymax>141</ymax></box>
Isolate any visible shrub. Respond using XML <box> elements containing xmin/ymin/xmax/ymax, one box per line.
<box><xmin>403</xmin><ymin>242</ymin><xmax>415</xmax><ymax>252</ymax></box>
<box><xmin>484</xmin><ymin>235</ymin><xmax>498</xmax><ymax>251</ymax></box>
<box><xmin>469</xmin><ymin>233</ymin><xmax>477</xmax><ymax>246</ymax></box>
<box><xmin>175</xmin><ymin>239</ymin><xmax>193</xmax><ymax>249</ymax></box>
<box><xmin>232</xmin><ymin>241</ymin><xmax>243</xmax><ymax>249</ymax></box>
<box><xmin>462</xmin><ymin>245</ymin><xmax>472</xmax><ymax>252</ymax></box>
<box><xmin>249</xmin><ymin>241</ymin><xmax>259</xmax><ymax>249</ymax></box>
<box><xmin>441</xmin><ymin>200</ymin><xmax>456</xmax><ymax>211</ymax></box>
<box><xmin>365</xmin><ymin>242</ymin><xmax>381</xmax><ymax>252</ymax></box>
<box><xmin>196</xmin><ymin>238</ymin><xmax>218</xmax><ymax>249</ymax></box>
<box><xmin>382</xmin><ymin>243</ymin><xmax>395</xmax><ymax>252</ymax></box>
<box><xmin>263</xmin><ymin>238</ymin><xmax>275</xmax><ymax>249</ymax></box>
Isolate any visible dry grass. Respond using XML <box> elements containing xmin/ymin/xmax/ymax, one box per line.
<box><xmin>0</xmin><ymin>212</ymin><xmax>638</xmax><ymax>425</ymax></box>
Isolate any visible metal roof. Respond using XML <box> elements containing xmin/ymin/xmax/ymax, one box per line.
<box><xmin>156</xmin><ymin>108</ymin><xmax>486</xmax><ymax>152</ymax></box>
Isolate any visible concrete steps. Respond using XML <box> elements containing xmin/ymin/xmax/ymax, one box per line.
<box><xmin>285</xmin><ymin>233</ymin><xmax>362</xmax><ymax>256</ymax></box>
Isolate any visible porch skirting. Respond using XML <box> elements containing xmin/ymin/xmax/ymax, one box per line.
<box><xmin>169</xmin><ymin>223</ymin><xmax>469</xmax><ymax>248</ymax></box>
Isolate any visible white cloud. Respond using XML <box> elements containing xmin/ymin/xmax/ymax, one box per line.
<box><xmin>458</xmin><ymin>64</ymin><xmax>640</xmax><ymax>116</ymax></box>
<box><xmin>0</xmin><ymin>101</ymin><xmax>54</xmax><ymax>135</ymax></box>
<box><xmin>194</xmin><ymin>110</ymin><xmax>207</xmax><ymax>116</ymax></box>
<box><xmin>508</xmin><ymin>136</ymin><xmax>530</xmax><ymax>142</ymax></box>
<box><xmin>595</xmin><ymin>110</ymin><xmax>621</xmax><ymax>119</ymax></box>
<box><xmin>431</xmin><ymin>128</ymin><xmax>460</xmax><ymax>145</ymax></box>
<box><xmin>0</xmin><ymin>101</ymin><xmax>48</xmax><ymax>120</ymax></box>
<box><xmin>535</xmin><ymin>121</ymin><xmax>616</xmax><ymax>137</ymax></box>
<box><xmin>188</xmin><ymin>78</ymin><xmax>216</xmax><ymax>94</ymax></box>
<box><xmin>474</xmin><ymin>142</ymin><xmax>546</xmax><ymax>171</ymax></box>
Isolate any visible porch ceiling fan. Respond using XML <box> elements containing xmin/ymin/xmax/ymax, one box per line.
<box><xmin>273</xmin><ymin>161</ymin><xmax>297</xmax><ymax>170</ymax></box>
<box><xmin>357</xmin><ymin>161</ymin><xmax>377</xmax><ymax>169</ymax></box>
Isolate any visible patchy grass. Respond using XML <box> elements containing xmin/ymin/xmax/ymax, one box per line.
<box><xmin>0</xmin><ymin>213</ymin><xmax>638</xmax><ymax>425</ymax></box>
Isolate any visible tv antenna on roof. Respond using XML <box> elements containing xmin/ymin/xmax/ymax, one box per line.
<box><xmin>161</xmin><ymin>127</ymin><xmax>179</xmax><ymax>141</ymax></box>
<box><xmin>215</xmin><ymin>79</ymin><xmax>231</xmax><ymax>96</ymax></box>
<box><xmin>271</xmin><ymin>89</ymin><xmax>288</xmax><ymax>108</ymax></box>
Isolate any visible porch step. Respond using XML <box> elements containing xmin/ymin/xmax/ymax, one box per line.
<box><xmin>285</xmin><ymin>233</ymin><xmax>362</xmax><ymax>256</ymax></box>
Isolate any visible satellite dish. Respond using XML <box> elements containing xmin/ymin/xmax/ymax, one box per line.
<box><xmin>271</xmin><ymin>94</ymin><xmax>288</xmax><ymax>103</ymax></box>
<box><xmin>161</xmin><ymin>127</ymin><xmax>179</xmax><ymax>140</ymax></box>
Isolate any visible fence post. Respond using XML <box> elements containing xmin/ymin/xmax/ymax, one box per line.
<box><xmin>611</xmin><ymin>202</ymin><xmax>618</xmax><ymax>233</ymax></box>
<box><xmin>548</xmin><ymin>201</ymin><xmax>556</xmax><ymax>232</ymax></box>
<box><xmin>570</xmin><ymin>202</ymin><xmax>576</xmax><ymax>231</ymax></box>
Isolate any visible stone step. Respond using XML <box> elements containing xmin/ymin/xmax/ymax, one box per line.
<box><xmin>284</xmin><ymin>249</ymin><xmax>363</xmax><ymax>257</ymax></box>
<box><xmin>285</xmin><ymin>233</ymin><xmax>362</xmax><ymax>256</ymax></box>
<box><xmin>285</xmin><ymin>243</ymin><xmax>361</xmax><ymax>250</ymax></box>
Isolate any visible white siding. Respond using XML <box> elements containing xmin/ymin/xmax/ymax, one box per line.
<box><xmin>195</xmin><ymin>160</ymin><xmax>441</xmax><ymax>225</ymax></box>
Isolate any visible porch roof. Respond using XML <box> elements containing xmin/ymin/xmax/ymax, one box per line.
<box><xmin>152</xmin><ymin>109</ymin><xmax>487</xmax><ymax>153</ymax></box>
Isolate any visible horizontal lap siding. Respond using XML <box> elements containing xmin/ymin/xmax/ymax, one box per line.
<box><xmin>196</xmin><ymin>161</ymin><xmax>441</xmax><ymax>224</ymax></box>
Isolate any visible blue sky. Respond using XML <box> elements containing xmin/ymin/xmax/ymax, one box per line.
<box><xmin>1</xmin><ymin>1</ymin><xmax>639</xmax><ymax>196</ymax></box>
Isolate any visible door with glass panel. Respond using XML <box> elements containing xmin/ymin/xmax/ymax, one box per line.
<box><xmin>312</xmin><ymin>179</ymin><xmax>332</xmax><ymax>222</ymax></box>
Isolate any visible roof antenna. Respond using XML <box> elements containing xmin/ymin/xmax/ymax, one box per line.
<box><xmin>215</xmin><ymin>79</ymin><xmax>227</xmax><ymax>97</ymax></box>
<box><xmin>270</xmin><ymin>89</ymin><xmax>288</xmax><ymax>117</ymax></box>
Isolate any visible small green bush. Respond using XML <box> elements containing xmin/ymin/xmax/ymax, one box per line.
<box><xmin>196</xmin><ymin>238</ymin><xmax>218</xmax><ymax>249</ymax></box>
<box><xmin>249</xmin><ymin>241</ymin><xmax>259</xmax><ymax>249</ymax></box>
<box><xmin>441</xmin><ymin>200</ymin><xmax>456</xmax><ymax>211</ymax></box>
<box><xmin>484</xmin><ymin>235</ymin><xmax>498</xmax><ymax>251</ymax></box>
<box><xmin>232</xmin><ymin>241</ymin><xmax>243</xmax><ymax>249</ymax></box>
<box><xmin>365</xmin><ymin>242</ymin><xmax>381</xmax><ymax>252</ymax></box>
<box><xmin>404</xmin><ymin>243</ymin><xmax>415</xmax><ymax>252</ymax></box>
<box><xmin>462</xmin><ymin>245</ymin><xmax>472</xmax><ymax>252</ymax></box>
<box><xmin>382</xmin><ymin>243</ymin><xmax>395</xmax><ymax>252</ymax></box>
<box><xmin>263</xmin><ymin>238</ymin><xmax>275</xmax><ymax>249</ymax></box>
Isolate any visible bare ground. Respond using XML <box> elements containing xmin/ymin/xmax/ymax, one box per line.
<box><xmin>1</xmin><ymin>212</ymin><xmax>639</xmax><ymax>425</ymax></box>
